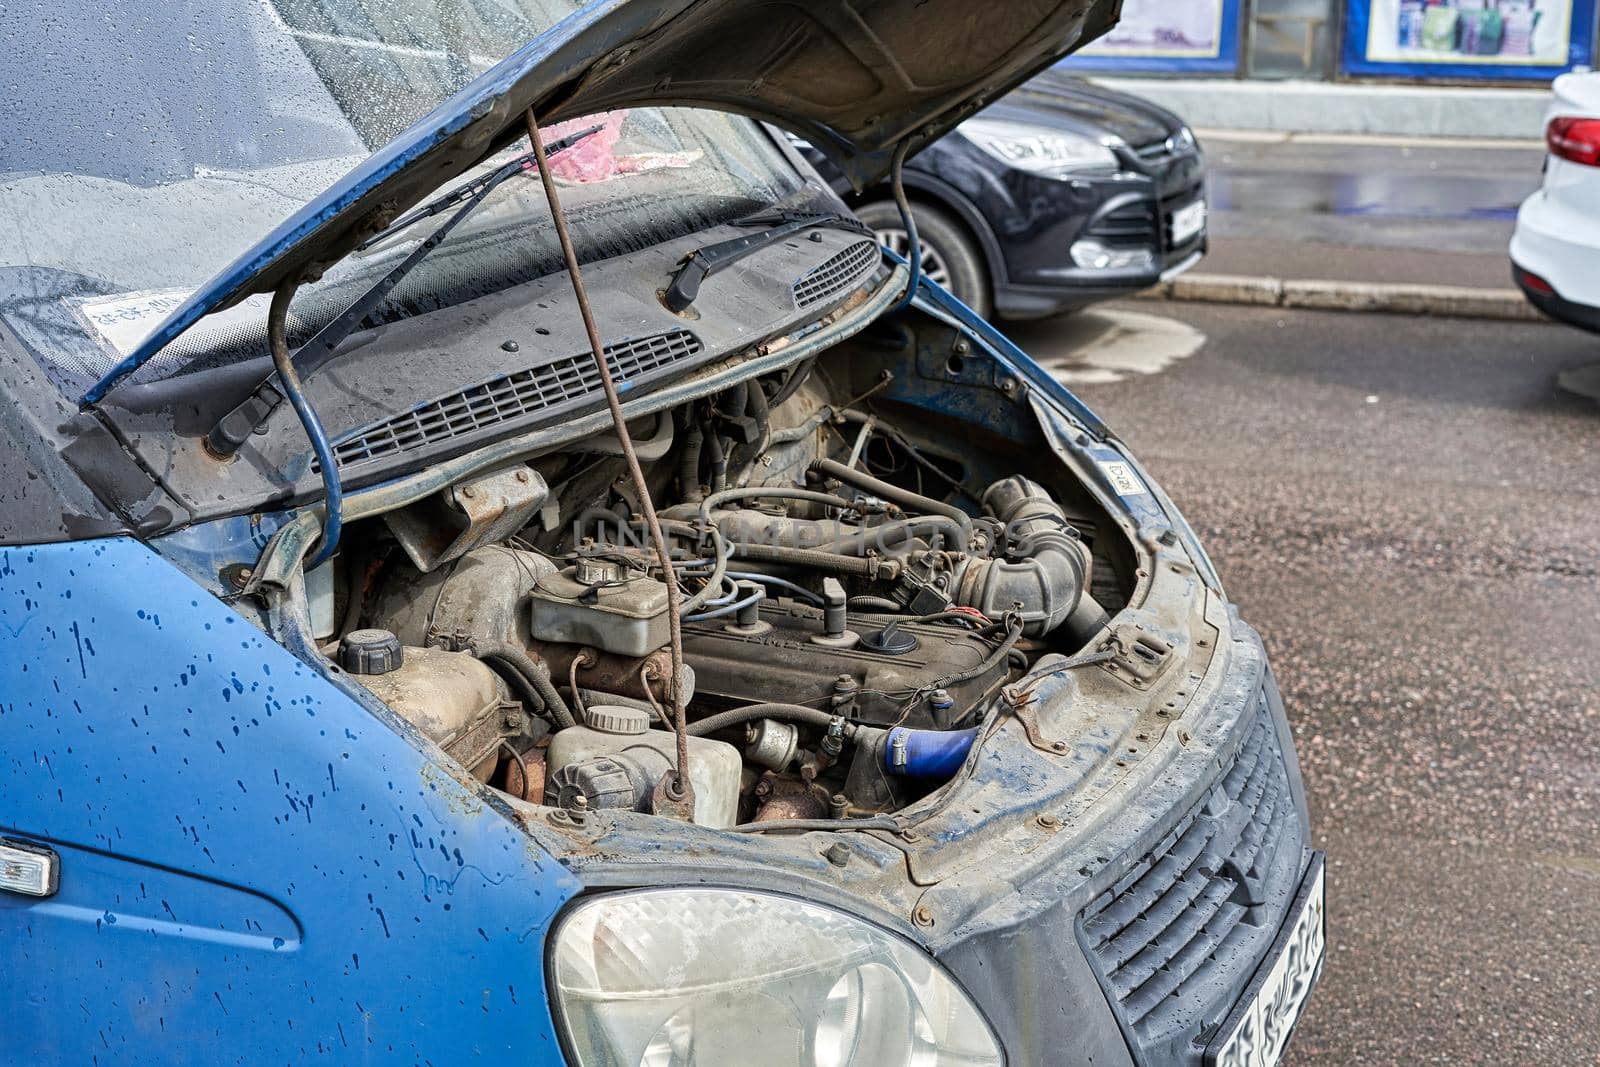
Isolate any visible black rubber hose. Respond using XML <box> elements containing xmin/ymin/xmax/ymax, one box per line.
<box><xmin>888</xmin><ymin>140</ymin><xmax>921</xmax><ymax>315</ymax></box>
<box><xmin>811</xmin><ymin>458</ymin><xmax>971</xmax><ymax>545</ymax></box>
<box><xmin>728</xmin><ymin>542</ymin><xmax>890</xmax><ymax>579</ymax></box>
<box><xmin>677</xmin><ymin>410</ymin><xmax>704</xmax><ymax>504</ymax></box>
<box><xmin>687</xmin><ymin>702</ymin><xmax>838</xmax><ymax>737</ymax></box>
<box><xmin>702</xmin><ymin>418</ymin><xmax>727</xmax><ymax>493</ymax></box>
<box><xmin>767</xmin><ymin>356</ymin><xmax>816</xmax><ymax>410</ymax></box>
<box><xmin>721</xmin><ymin>380</ymin><xmax>749</xmax><ymax>421</ymax></box>
<box><xmin>478</xmin><ymin>642</ymin><xmax>576</xmax><ymax>730</ymax></box>
<box><xmin>732</xmin><ymin>378</ymin><xmax>771</xmax><ymax>486</ymax></box>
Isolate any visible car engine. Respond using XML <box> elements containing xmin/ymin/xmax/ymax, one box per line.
<box><xmin>317</xmin><ymin>358</ymin><xmax>1119</xmax><ymax>829</ymax></box>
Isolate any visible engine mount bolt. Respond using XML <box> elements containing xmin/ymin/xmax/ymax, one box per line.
<box><xmin>824</xmin><ymin>842</ymin><xmax>851</xmax><ymax>867</ymax></box>
<box><xmin>913</xmin><ymin>904</ymin><xmax>935</xmax><ymax>927</ymax></box>
<box><xmin>754</xmin><ymin>779</ymin><xmax>773</xmax><ymax>798</ymax></box>
<box><xmin>829</xmin><ymin>794</ymin><xmax>849</xmax><ymax>819</ymax></box>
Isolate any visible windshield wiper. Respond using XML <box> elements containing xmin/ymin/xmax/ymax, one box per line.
<box><xmin>660</xmin><ymin>210</ymin><xmax>873</xmax><ymax>313</ymax></box>
<box><xmin>206</xmin><ymin>124</ymin><xmax>603</xmax><ymax>458</ymax></box>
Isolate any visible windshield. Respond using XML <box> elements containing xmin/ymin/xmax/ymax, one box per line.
<box><xmin>0</xmin><ymin>0</ymin><xmax>802</xmax><ymax>395</ymax></box>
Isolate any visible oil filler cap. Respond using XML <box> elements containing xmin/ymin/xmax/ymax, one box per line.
<box><xmin>584</xmin><ymin>704</ymin><xmax>651</xmax><ymax>735</ymax></box>
<box><xmin>339</xmin><ymin>629</ymin><xmax>404</xmax><ymax>676</ymax></box>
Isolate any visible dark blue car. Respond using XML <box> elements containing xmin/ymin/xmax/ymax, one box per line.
<box><xmin>795</xmin><ymin>71</ymin><xmax>1208</xmax><ymax>319</ymax></box>
<box><xmin>1</xmin><ymin>2</ymin><xmax>1319</xmax><ymax>1065</ymax></box>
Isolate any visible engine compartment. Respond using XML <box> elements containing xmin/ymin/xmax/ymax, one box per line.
<box><xmin>308</xmin><ymin>338</ymin><xmax>1132</xmax><ymax>830</ymax></box>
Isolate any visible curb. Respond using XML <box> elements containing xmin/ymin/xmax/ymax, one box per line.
<box><xmin>1137</xmin><ymin>272</ymin><xmax>1547</xmax><ymax>323</ymax></box>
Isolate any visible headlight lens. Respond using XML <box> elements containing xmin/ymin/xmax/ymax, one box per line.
<box><xmin>550</xmin><ymin>888</ymin><xmax>1004</xmax><ymax>1067</ymax></box>
<box><xmin>959</xmin><ymin>117</ymin><xmax>1118</xmax><ymax>177</ymax></box>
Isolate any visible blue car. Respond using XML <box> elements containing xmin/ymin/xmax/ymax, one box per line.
<box><xmin>1</xmin><ymin>2</ymin><xmax>1322</xmax><ymax>1065</ymax></box>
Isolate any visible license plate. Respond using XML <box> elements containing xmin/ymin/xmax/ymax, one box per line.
<box><xmin>1206</xmin><ymin>855</ymin><xmax>1326</xmax><ymax>1067</ymax></box>
<box><xmin>1170</xmin><ymin>199</ymin><xmax>1207</xmax><ymax>245</ymax></box>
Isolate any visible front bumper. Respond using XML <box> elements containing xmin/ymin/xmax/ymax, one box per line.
<box><xmin>937</xmin><ymin>651</ymin><xmax>1319</xmax><ymax>1067</ymax></box>
<box><xmin>994</xmin><ymin>153</ymin><xmax>1207</xmax><ymax>320</ymax></box>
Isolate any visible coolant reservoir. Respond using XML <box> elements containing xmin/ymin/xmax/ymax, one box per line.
<box><xmin>546</xmin><ymin>706</ymin><xmax>742</xmax><ymax>828</ymax></box>
<box><xmin>342</xmin><ymin>632</ymin><xmax>510</xmax><ymax>776</ymax></box>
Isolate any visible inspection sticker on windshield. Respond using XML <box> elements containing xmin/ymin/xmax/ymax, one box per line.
<box><xmin>1099</xmin><ymin>461</ymin><xmax>1147</xmax><ymax>496</ymax></box>
<box><xmin>74</xmin><ymin>288</ymin><xmax>270</xmax><ymax>362</ymax></box>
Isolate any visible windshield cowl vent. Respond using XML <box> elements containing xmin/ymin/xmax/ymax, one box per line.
<box><xmin>792</xmin><ymin>239</ymin><xmax>880</xmax><ymax>309</ymax></box>
<box><xmin>321</xmin><ymin>330</ymin><xmax>704</xmax><ymax>472</ymax></box>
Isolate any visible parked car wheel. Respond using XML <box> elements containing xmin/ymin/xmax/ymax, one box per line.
<box><xmin>854</xmin><ymin>199</ymin><xmax>991</xmax><ymax>317</ymax></box>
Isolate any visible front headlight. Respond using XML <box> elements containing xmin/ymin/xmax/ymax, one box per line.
<box><xmin>550</xmin><ymin>888</ymin><xmax>1004</xmax><ymax>1067</ymax></box>
<box><xmin>959</xmin><ymin>117</ymin><xmax>1118</xmax><ymax>177</ymax></box>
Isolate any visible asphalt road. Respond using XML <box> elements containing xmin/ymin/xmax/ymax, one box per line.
<box><xmin>1202</xmin><ymin>136</ymin><xmax>1546</xmax><ymax>289</ymax></box>
<box><xmin>1015</xmin><ymin>303</ymin><xmax>1600</xmax><ymax>1065</ymax></box>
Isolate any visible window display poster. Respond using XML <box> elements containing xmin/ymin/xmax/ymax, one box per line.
<box><xmin>1342</xmin><ymin>0</ymin><xmax>1595</xmax><ymax>77</ymax></box>
<box><xmin>1065</xmin><ymin>0</ymin><xmax>1243</xmax><ymax>73</ymax></box>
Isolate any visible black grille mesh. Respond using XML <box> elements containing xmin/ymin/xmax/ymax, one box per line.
<box><xmin>1080</xmin><ymin>695</ymin><xmax>1303</xmax><ymax>1055</ymax></box>
<box><xmin>328</xmin><ymin>330</ymin><xmax>702</xmax><ymax>469</ymax></box>
<box><xmin>793</xmin><ymin>240</ymin><xmax>879</xmax><ymax>307</ymax></box>
<box><xmin>1086</xmin><ymin>201</ymin><xmax>1160</xmax><ymax>249</ymax></box>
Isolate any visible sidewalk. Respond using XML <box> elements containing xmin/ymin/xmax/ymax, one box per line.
<box><xmin>1091</xmin><ymin>77</ymin><xmax>1551</xmax><ymax>141</ymax></box>
<box><xmin>1148</xmin><ymin>130</ymin><xmax>1551</xmax><ymax>321</ymax></box>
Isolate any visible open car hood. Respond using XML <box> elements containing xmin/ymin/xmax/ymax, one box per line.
<box><xmin>83</xmin><ymin>0</ymin><xmax>1118</xmax><ymax>404</ymax></box>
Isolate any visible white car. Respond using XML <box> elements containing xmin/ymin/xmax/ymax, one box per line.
<box><xmin>1511</xmin><ymin>71</ymin><xmax>1600</xmax><ymax>333</ymax></box>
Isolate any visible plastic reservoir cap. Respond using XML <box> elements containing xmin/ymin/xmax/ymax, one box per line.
<box><xmin>584</xmin><ymin>704</ymin><xmax>652</xmax><ymax>735</ymax></box>
<box><xmin>339</xmin><ymin>629</ymin><xmax>404</xmax><ymax>675</ymax></box>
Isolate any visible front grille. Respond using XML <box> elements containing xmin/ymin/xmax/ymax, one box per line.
<box><xmin>1085</xmin><ymin>200</ymin><xmax>1160</xmax><ymax>249</ymax></box>
<box><xmin>327</xmin><ymin>330</ymin><xmax>703</xmax><ymax>469</ymax></box>
<box><xmin>793</xmin><ymin>240</ymin><xmax>879</xmax><ymax>307</ymax></box>
<box><xmin>1136</xmin><ymin>139</ymin><xmax>1175</xmax><ymax>162</ymax></box>
<box><xmin>1079</xmin><ymin>694</ymin><xmax>1304</xmax><ymax>1061</ymax></box>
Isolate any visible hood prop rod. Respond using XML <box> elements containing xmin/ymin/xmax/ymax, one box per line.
<box><xmin>524</xmin><ymin>110</ymin><xmax>695</xmax><ymax>815</ymax></box>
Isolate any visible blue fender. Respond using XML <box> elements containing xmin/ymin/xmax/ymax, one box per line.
<box><xmin>0</xmin><ymin>538</ymin><xmax>581</xmax><ymax>1064</ymax></box>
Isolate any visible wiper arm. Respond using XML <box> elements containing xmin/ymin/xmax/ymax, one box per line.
<box><xmin>206</xmin><ymin>124</ymin><xmax>603</xmax><ymax>458</ymax></box>
<box><xmin>660</xmin><ymin>210</ymin><xmax>872</xmax><ymax>313</ymax></box>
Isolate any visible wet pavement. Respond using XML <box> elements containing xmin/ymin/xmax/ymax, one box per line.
<box><xmin>1017</xmin><ymin>302</ymin><xmax>1600</xmax><ymax>1065</ymax></box>
<box><xmin>1202</xmin><ymin>137</ymin><xmax>1545</xmax><ymax>287</ymax></box>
